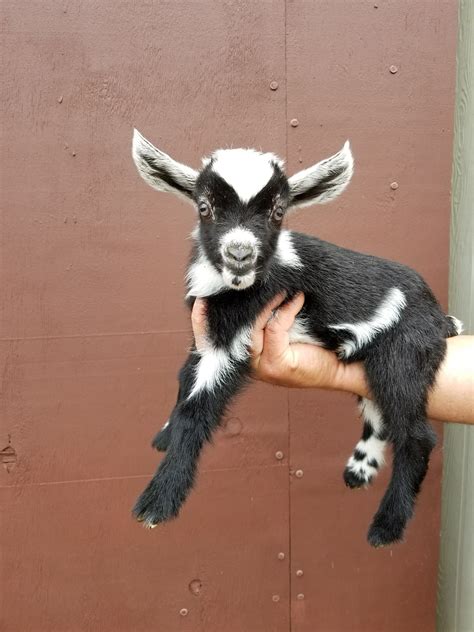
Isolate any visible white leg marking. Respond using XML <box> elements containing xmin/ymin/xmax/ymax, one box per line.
<box><xmin>275</xmin><ymin>230</ymin><xmax>303</xmax><ymax>268</ymax></box>
<box><xmin>447</xmin><ymin>315</ymin><xmax>464</xmax><ymax>335</ymax></box>
<box><xmin>358</xmin><ymin>398</ymin><xmax>384</xmax><ymax>435</ymax></box>
<box><xmin>188</xmin><ymin>327</ymin><xmax>252</xmax><ymax>399</ymax></box>
<box><xmin>188</xmin><ymin>347</ymin><xmax>232</xmax><ymax>399</ymax></box>
<box><xmin>345</xmin><ymin>398</ymin><xmax>387</xmax><ymax>486</ymax></box>
<box><xmin>288</xmin><ymin>317</ymin><xmax>324</xmax><ymax>346</ymax></box>
<box><xmin>329</xmin><ymin>287</ymin><xmax>407</xmax><ymax>358</ymax></box>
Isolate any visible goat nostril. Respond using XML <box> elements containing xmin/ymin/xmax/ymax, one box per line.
<box><xmin>226</xmin><ymin>244</ymin><xmax>253</xmax><ymax>262</ymax></box>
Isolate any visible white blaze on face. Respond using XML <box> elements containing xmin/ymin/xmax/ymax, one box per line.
<box><xmin>209</xmin><ymin>148</ymin><xmax>283</xmax><ymax>203</ymax></box>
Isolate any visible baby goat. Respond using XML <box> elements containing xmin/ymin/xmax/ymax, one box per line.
<box><xmin>131</xmin><ymin>129</ymin><xmax>462</xmax><ymax>546</ymax></box>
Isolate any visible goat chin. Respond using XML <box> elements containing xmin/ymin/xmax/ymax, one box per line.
<box><xmin>222</xmin><ymin>267</ymin><xmax>256</xmax><ymax>290</ymax></box>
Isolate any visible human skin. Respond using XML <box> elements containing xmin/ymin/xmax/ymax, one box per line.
<box><xmin>191</xmin><ymin>294</ymin><xmax>474</xmax><ymax>425</ymax></box>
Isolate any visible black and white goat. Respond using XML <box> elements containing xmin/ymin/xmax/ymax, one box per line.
<box><xmin>131</xmin><ymin>129</ymin><xmax>462</xmax><ymax>546</ymax></box>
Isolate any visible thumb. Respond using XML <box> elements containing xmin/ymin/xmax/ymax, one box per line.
<box><xmin>191</xmin><ymin>298</ymin><xmax>208</xmax><ymax>351</ymax></box>
<box><xmin>263</xmin><ymin>293</ymin><xmax>305</xmax><ymax>357</ymax></box>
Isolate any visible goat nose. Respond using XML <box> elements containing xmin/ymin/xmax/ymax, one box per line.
<box><xmin>225</xmin><ymin>243</ymin><xmax>254</xmax><ymax>262</ymax></box>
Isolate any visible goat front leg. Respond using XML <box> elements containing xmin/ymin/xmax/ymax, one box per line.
<box><xmin>151</xmin><ymin>353</ymin><xmax>199</xmax><ymax>452</ymax></box>
<box><xmin>133</xmin><ymin>349</ymin><xmax>249</xmax><ymax>528</ymax></box>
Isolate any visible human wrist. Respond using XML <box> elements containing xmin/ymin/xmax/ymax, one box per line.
<box><xmin>333</xmin><ymin>360</ymin><xmax>371</xmax><ymax>398</ymax></box>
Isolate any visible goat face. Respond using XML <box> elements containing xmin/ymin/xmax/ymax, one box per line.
<box><xmin>132</xmin><ymin>129</ymin><xmax>354</xmax><ymax>291</ymax></box>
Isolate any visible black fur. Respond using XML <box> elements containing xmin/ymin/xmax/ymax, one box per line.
<box><xmin>131</xmin><ymin>136</ymin><xmax>459</xmax><ymax>546</ymax></box>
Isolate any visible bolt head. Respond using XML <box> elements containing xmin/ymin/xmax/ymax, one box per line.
<box><xmin>295</xmin><ymin>469</ymin><xmax>304</xmax><ymax>478</ymax></box>
<box><xmin>389</xmin><ymin>65</ymin><xmax>398</xmax><ymax>74</ymax></box>
<box><xmin>390</xmin><ymin>181</ymin><xmax>399</xmax><ymax>190</ymax></box>
<box><xmin>275</xmin><ymin>451</ymin><xmax>284</xmax><ymax>460</ymax></box>
<box><xmin>277</xmin><ymin>552</ymin><xmax>285</xmax><ymax>560</ymax></box>
<box><xmin>272</xmin><ymin>594</ymin><xmax>280</xmax><ymax>602</ymax></box>
<box><xmin>290</xmin><ymin>118</ymin><xmax>299</xmax><ymax>127</ymax></box>
<box><xmin>179</xmin><ymin>608</ymin><xmax>188</xmax><ymax>617</ymax></box>
<box><xmin>297</xmin><ymin>593</ymin><xmax>305</xmax><ymax>600</ymax></box>
<box><xmin>296</xmin><ymin>569</ymin><xmax>304</xmax><ymax>577</ymax></box>
<box><xmin>270</xmin><ymin>81</ymin><xmax>279</xmax><ymax>91</ymax></box>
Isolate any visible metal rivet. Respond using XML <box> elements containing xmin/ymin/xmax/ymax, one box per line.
<box><xmin>189</xmin><ymin>579</ymin><xmax>202</xmax><ymax>595</ymax></box>
<box><xmin>296</xmin><ymin>569</ymin><xmax>304</xmax><ymax>577</ymax></box>
<box><xmin>390</xmin><ymin>181</ymin><xmax>399</xmax><ymax>190</ymax></box>
<box><xmin>389</xmin><ymin>65</ymin><xmax>398</xmax><ymax>74</ymax></box>
<box><xmin>290</xmin><ymin>118</ymin><xmax>299</xmax><ymax>127</ymax></box>
<box><xmin>297</xmin><ymin>593</ymin><xmax>305</xmax><ymax>600</ymax></box>
<box><xmin>179</xmin><ymin>608</ymin><xmax>188</xmax><ymax>616</ymax></box>
<box><xmin>272</xmin><ymin>594</ymin><xmax>280</xmax><ymax>602</ymax></box>
<box><xmin>277</xmin><ymin>552</ymin><xmax>285</xmax><ymax>560</ymax></box>
<box><xmin>374</xmin><ymin>3</ymin><xmax>378</xmax><ymax>7</ymax></box>
<box><xmin>275</xmin><ymin>451</ymin><xmax>284</xmax><ymax>460</ymax></box>
<box><xmin>295</xmin><ymin>469</ymin><xmax>304</xmax><ymax>478</ymax></box>
<box><xmin>57</xmin><ymin>95</ymin><xmax>63</xmax><ymax>103</ymax></box>
<box><xmin>270</xmin><ymin>81</ymin><xmax>279</xmax><ymax>91</ymax></box>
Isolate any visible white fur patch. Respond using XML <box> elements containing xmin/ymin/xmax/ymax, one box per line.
<box><xmin>288</xmin><ymin>140</ymin><xmax>353</xmax><ymax>208</ymax></box>
<box><xmin>222</xmin><ymin>268</ymin><xmax>256</xmax><ymax>290</ymax></box>
<box><xmin>209</xmin><ymin>148</ymin><xmax>283</xmax><ymax>203</ymax></box>
<box><xmin>231</xmin><ymin>326</ymin><xmax>253</xmax><ymax>361</ymax></box>
<box><xmin>345</xmin><ymin>398</ymin><xmax>387</xmax><ymax>485</ymax></box>
<box><xmin>162</xmin><ymin>419</ymin><xmax>170</xmax><ymax>430</ymax></box>
<box><xmin>188</xmin><ymin>327</ymin><xmax>252</xmax><ymax>398</ymax></box>
<box><xmin>220</xmin><ymin>226</ymin><xmax>260</xmax><ymax>253</ymax></box>
<box><xmin>330</xmin><ymin>287</ymin><xmax>407</xmax><ymax>358</ymax></box>
<box><xmin>288</xmin><ymin>317</ymin><xmax>324</xmax><ymax>346</ymax></box>
<box><xmin>188</xmin><ymin>347</ymin><xmax>231</xmax><ymax>398</ymax></box>
<box><xmin>447</xmin><ymin>315</ymin><xmax>464</xmax><ymax>335</ymax></box>
<box><xmin>186</xmin><ymin>251</ymin><xmax>226</xmax><ymax>298</ymax></box>
<box><xmin>275</xmin><ymin>230</ymin><xmax>303</xmax><ymax>268</ymax></box>
<box><xmin>358</xmin><ymin>398</ymin><xmax>384</xmax><ymax>434</ymax></box>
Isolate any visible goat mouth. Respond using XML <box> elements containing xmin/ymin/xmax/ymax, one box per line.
<box><xmin>222</xmin><ymin>267</ymin><xmax>256</xmax><ymax>290</ymax></box>
<box><xmin>223</xmin><ymin>260</ymin><xmax>255</xmax><ymax>276</ymax></box>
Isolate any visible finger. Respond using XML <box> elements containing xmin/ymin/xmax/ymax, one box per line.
<box><xmin>268</xmin><ymin>292</ymin><xmax>305</xmax><ymax>333</ymax></box>
<box><xmin>251</xmin><ymin>292</ymin><xmax>287</xmax><ymax>356</ymax></box>
<box><xmin>255</xmin><ymin>292</ymin><xmax>287</xmax><ymax>331</ymax></box>
<box><xmin>191</xmin><ymin>298</ymin><xmax>208</xmax><ymax>348</ymax></box>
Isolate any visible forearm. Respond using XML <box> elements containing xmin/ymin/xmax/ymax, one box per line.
<box><xmin>337</xmin><ymin>336</ymin><xmax>474</xmax><ymax>425</ymax></box>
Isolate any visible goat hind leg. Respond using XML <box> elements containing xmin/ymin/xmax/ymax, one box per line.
<box><xmin>343</xmin><ymin>397</ymin><xmax>388</xmax><ymax>489</ymax></box>
<box><xmin>364</xmin><ymin>341</ymin><xmax>440</xmax><ymax>546</ymax></box>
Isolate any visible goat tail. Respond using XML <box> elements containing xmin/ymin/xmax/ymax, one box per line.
<box><xmin>445</xmin><ymin>315</ymin><xmax>464</xmax><ymax>338</ymax></box>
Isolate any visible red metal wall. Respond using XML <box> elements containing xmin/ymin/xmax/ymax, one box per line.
<box><xmin>1</xmin><ymin>2</ymin><xmax>457</xmax><ymax>631</ymax></box>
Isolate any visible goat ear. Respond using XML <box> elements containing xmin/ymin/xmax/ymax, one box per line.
<box><xmin>132</xmin><ymin>129</ymin><xmax>198</xmax><ymax>203</ymax></box>
<box><xmin>288</xmin><ymin>141</ymin><xmax>354</xmax><ymax>209</ymax></box>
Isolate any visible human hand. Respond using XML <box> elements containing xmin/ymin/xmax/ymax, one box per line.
<box><xmin>248</xmin><ymin>292</ymin><xmax>351</xmax><ymax>390</ymax></box>
<box><xmin>191</xmin><ymin>293</ymin><xmax>359</xmax><ymax>392</ymax></box>
<box><xmin>190</xmin><ymin>297</ymin><xmax>474</xmax><ymax>424</ymax></box>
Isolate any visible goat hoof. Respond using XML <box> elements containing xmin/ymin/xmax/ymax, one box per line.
<box><xmin>151</xmin><ymin>426</ymin><xmax>171</xmax><ymax>452</ymax></box>
<box><xmin>367</xmin><ymin>514</ymin><xmax>405</xmax><ymax>548</ymax></box>
<box><xmin>343</xmin><ymin>466</ymin><xmax>371</xmax><ymax>489</ymax></box>
<box><xmin>132</xmin><ymin>472</ymin><xmax>184</xmax><ymax>527</ymax></box>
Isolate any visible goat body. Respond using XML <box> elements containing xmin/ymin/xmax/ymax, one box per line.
<box><xmin>131</xmin><ymin>130</ymin><xmax>461</xmax><ymax>546</ymax></box>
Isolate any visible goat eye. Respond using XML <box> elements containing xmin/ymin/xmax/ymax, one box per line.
<box><xmin>198</xmin><ymin>203</ymin><xmax>211</xmax><ymax>218</ymax></box>
<box><xmin>272</xmin><ymin>207</ymin><xmax>285</xmax><ymax>222</ymax></box>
